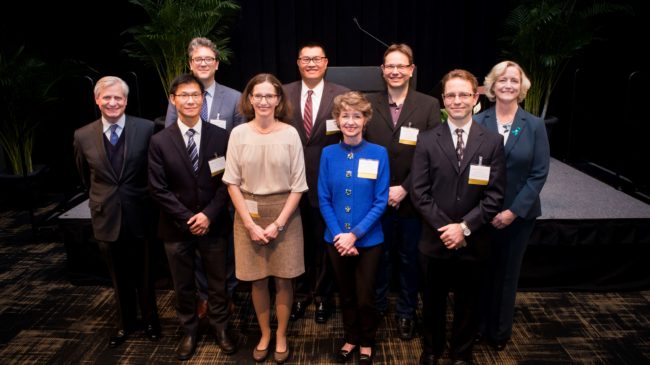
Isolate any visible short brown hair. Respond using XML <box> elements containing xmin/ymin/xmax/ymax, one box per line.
<box><xmin>239</xmin><ymin>73</ymin><xmax>292</xmax><ymax>122</ymax></box>
<box><xmin>332</xmin><ymin>91</ymin><xmax>373</xmax><ymax>123</ymax></box>
<box><xmin>441</xmin><ymin>69</ymin><xmax>479</xmax><ymax>94</ymax></box>
<box><xmin>383</xmin><ymin>43</ymin><xmax>414</xmax><ymax>64</ymax></box>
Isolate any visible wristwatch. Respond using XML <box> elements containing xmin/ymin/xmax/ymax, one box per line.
<box><xmin>273</xmin><ymin>221</ymin><xmax>285</xmax><ymax>232</ymax></box>
<box><xmin>459</xmin><ymin>221</ymin><xmax>471</xmax><ymax>236</ymax></box>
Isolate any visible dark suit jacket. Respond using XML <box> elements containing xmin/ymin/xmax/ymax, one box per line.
<box><xmin>165</xmin><ymin>82</ymin><xmax>244</xmax><ymax>131</ymax></box>
<box><xmin>148</xmin><ymin>121</ymin><xmax>231</xmax><ymax>242</ymax></box>
<box><xmin>282</xmin><ymin>80</ymin><xmax>349</xmax><ymax>207</ymax></box>
<box><xmin>73</xmin><ymin>116</ymin><xmax>154</xmax><ymax>242</ymax></box>
<box><xmin>474</xmin><ymin>106</ymin><xmax>550</xmax><ymax>220</ymax></box>
<box><xmin>365</xmin><ymin>90</ymin><xmax>441</xmax><ymax>217</ymax></box>
<box><xmin>410</xmin><ymin>121</ymin><xmax>506</xmax><ymax>260</ymax></box>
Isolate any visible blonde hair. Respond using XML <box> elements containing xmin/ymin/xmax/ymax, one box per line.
<box><xmin>483</xmin><ymin>61</ymin><xmax>531</xmax><ymax>102</ymax></box>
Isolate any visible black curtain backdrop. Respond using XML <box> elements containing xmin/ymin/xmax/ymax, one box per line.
<box><xmin>0</xmin><ymin>0</ymin><xmax>647</xmax><ymax>197</ymax></box>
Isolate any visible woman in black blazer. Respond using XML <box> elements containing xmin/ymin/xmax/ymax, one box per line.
<box><xmin>473</xmin><ymin>61</ymin><xmax>550</xmax><ymax>351</ymax></box>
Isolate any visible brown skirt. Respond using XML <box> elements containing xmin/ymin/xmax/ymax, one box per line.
<box><xmin>234</xmin><ymin>192</ymin><xmax>305</xmax><ymax>281</ymax></box>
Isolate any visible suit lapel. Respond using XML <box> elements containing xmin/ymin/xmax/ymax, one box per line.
<box><xmin>482</xmin><ymin>108</ymin><xmax>499</xmax><ymax>134</ymax></box>
<box><xmin>199</xmin><ymin>123</ymin><xmax>213</xmax><ymax>175</ymax></box>
<box><xmin>437</xmin><ymin>124</ymin><xmax>460</xmax><ymax>172</ymax></box>
<box><xmin>169</xmin><ymin>123</ymin><xmax>196</xmax><ymax>177</ymax></box>
<box><xmin>312</xmin><ymin>83</ymin><xmax>334</xmax><ymax>139</ymax></box>
<box><xmin>460</xmin><ymin>121</ymin><xmax>484</xmax><ymax>174</ymax></box>
<box><xmin>210</xmin><ymin>83</ymin><xmax>223</xmax><ymax>121</ymax></box>
<box><xmin>504</xmin><ymin>108</ymin><xmax>526</xmax><ymax>157</ymax></box>
<box><xmin>374</xmin><ymin>92</ymin><xmax>395</xmax><ymax>132</ymax></box>
<box><xmin>395</xmin><ymin>90</ymin><xmax>416</xmax><ymax>130</ymax></box>
<box><xmin>119</xmin><ymin>117</ymin><xmax>137</xmax><ymax>180</ymax></box>
<box><xmin>92</xmin><ymin>120</ymin><xmax>118</xmax><ymax>182</ymax></box>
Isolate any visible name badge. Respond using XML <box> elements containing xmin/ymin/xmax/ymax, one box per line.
<box><xmin>209</xmin><ymin>156</ymin><xmax>226</xmax><ymax>176</ymax></box>
<box><xmin>468</xmin><ymin>164</ymin><xmax>490</xmax><ymax>185</ymax></box>
<box><xmin>245</xmin><ymin>199</ymin><xmax>260</xmax><ymax>218</ymax></box>
<box><xmin>357</xmin><ymin>158</ymin><xmax>379</xmax><ymax>179</ymax></box>
<box><xmin>325</xmin><ymin>119</ymin><xmax>340</xmax><ymax>135</ymax></box>
<box><xmin>399</xmin><ymin>126</ymin><xmax>419</xmax><ymax>145</ymax></box>
<box><xmin>210</xmin><ymin>119</ymin><xmax>227</xmax><ymax>130</ymax></box>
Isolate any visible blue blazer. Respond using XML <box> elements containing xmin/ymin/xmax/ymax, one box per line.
<box><xmin>474</xmin><ymin>106</ymin><xmax>550</xmax><ymax>220</ymax></box>
<box><xmin>165</xmin><ymin>82</ymin><xmax>244</xmax><ymax>132</ymax></box>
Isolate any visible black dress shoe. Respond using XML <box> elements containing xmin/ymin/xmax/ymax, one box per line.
<box><xmin>108</xmin><ymin>329</ymin><xmax>129</xmax><ymax>348</ymax></box>
<box><xmin>451</xmin><ymin>360</ymin><xmax>471</xmax><ymax>365</ymax></box>
<box><xmin>314</xmin><ymin>301</ymin><xmax>331</xmax><ymax>323</ymax></box>
<box><xmin>474</xmin><ymin>332</ymin><xmax>483</xmax><ymax>344</ymax></box>
<box><xmin>144</xmin><ymin>324</ymin><xmax>161</xmax><ymax>341</ymax></box>
<box><xmin>336</xmin><ymin>345</ymin><xmax>356</xmax><ymax>363</ymax></box>
<box><xmin>176</xmin><ymin>334</ymin><xmax>197</xmax><ymax>361</ymax></box>
<box><xmin>490</xmin><ymin>338</ymin><xmax>508</xmax><ymax>351</ymax></box>
<box><xmin>359</xmin><ymin>351</ymin><xmax>373</xmax><ymax>365</ymax></box>
<box><xmin>397</xmin><ymin>317</ymin><xmax>415</xmax><ymax>340</ymax></box>
<box><xmin>419</xmin><ymin>353</ymin><xmax>439</xmax><ymax>365</ymax></box>
<box><xmin>289</xmin><ymin>301</ymin><xmax>307</xmax><ymax>321</ymax></box>
<box><xmin>214</xmin><ymin>328</ymin><xmax>237</xmax><ymax>354</ymax></box>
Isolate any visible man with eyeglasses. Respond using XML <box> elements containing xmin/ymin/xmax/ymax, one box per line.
<box><xmin>282</xmin><ymin>42</ymin><xmax>349</xmax><ymax>324</ymax></box>
<box><xmin>365</xmin><ymin>43</ymin><xmax>441</xmax><ymax>341</ymax></box>
<box><xmin>150</xmin><ymin>73</ymin><xmax>236</xmax><ymax>360</ymax></box>
<box><xmin>164</xmin><ymin>37</ymin><xmax>242</xmax><ymax>322</ymax></box>
<box><xmin>410</xmin><ymin>69</ymin><xmax>505</xmax><ymax>365</ymax></box>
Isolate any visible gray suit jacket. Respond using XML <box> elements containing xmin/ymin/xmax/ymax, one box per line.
<box><xmin>165</xmin><ymin>82</ymin><xmax>244</xmax><ymax>131</ymax></box>
<box><xmin>73</xmin><ymin>116</ymin><xmax>155</xmax><ymax>242</ymax></box>
<box><xmin>282</xmin><ymin>80</ymin><xmax>349</xmax><ymax>207</ymax></box>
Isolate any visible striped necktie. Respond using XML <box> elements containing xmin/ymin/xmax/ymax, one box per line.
<box><xmin>186</xmin><ymin>129</ymin><xmax>199</xmax><ymax>174</ymax></box>
<box><xmin>303</xmin><ymin>90</ymin><xmax>313</xmax><ymax>138</ymax></box>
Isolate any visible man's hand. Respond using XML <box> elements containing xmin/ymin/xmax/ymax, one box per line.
<box><xmin>388</xmin><ymin>185</ymin><xmax>408</xmax><ymax>208</ymax></box>
<box><xmin>188</xmin><ymin>212</ymin><xmax>210</xmax><ymax>236</ymax></box>
<box><xmin>438</xmin><ymin>223</ymin><xmax>466</xmax><ymax>250</ymax></box>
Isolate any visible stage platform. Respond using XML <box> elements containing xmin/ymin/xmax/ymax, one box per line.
<box><xmin>58</xmin><ymin>158</ymin><xmax>650</xmax><ymax>290</ymax></box>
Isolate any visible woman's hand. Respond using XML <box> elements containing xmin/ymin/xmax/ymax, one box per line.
<box><xmin>333</xmin><ymin>233</ymin><xmax>358</xmax><ymax>256</ymax></box>
<box><xmin>491</xmin><ymin>209</ymin><xmax>517</xmax><ymax>229</ymax></box>
<box><xmin>247</xmin><ymin>223</ymin><xmax>270</xmax><ymax>245</ymax></box>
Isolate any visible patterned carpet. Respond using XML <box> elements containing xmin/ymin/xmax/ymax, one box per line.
<box><xmin>0</xmin><ymin>207</ymin><xmax>649</xmax><ymax>364</ymax></box>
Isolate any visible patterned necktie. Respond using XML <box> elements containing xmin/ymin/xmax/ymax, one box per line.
<box><xmin>303</xmin><ymin>90</ymin><xmax>314</xmax><ymax>138</ymax></box>
<box><xmin>109</xmin><ymin>124</ymin><xmax>119</xmax><ymax>146</ymax></box>
<box><xmin>186</xmin><ymin>129</ymin><xmax>199</xmax><ymax>174</ymax></box>
<box><xmin>200</xmin><ymin>91</ymin><xmax>209</xmax><ymax>122</ymax></box>
<box><xmin>455</xmin><ymin>128</ymin><xmax>464</xmax><ymax>166</ymax></box>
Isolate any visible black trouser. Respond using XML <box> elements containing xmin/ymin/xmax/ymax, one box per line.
<box><xmin>327</xmin><ymin>244</ymin><xmax>382</xmax><ymax>347</ymax></box>
<box><xmin>164</xmin><ymin>234</ymin><xmax>229</xmax><ymax>336</ymax></box>
<box><xmin>98</xmin><ymin>232</ymin><xmax>159</xmax><ymax>332</ymax></box>
<box><xmin>419</xmin><ymin>253</ymin><xmax>484</xmax><ymax>361</ymax></box>
<box><xmin>293</xmin><ymin>200</ymin><xmax>333</xmax><ymax>305</ymax></box>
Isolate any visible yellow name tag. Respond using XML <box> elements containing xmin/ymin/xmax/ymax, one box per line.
<box><xmin>468</xmin><ymin>164</ymin><xmax>490</xmax><ymax>185</ymax></box>
<box><xmin>210</xmin><ymin>119</ymin><xmax>227</xmax><ymax>130</ymax></box>
<box><xmin>325</xmin><ymin>119</ymin><xmax>340</xmax><ymax>135</ymax></box>
<box><xmin>209</xmin><ymin>156</ymin><xmax>226</xmax><ymax>176</ymax></box>
<box><xmin>357</xmin><ymin>158</ymin><xmax>379</xmax><ymax>179</ymax></box>
<box><xmin>398</xmin><ymin>126</ymin><xmax>419</xmax><ymax>145</ymax></box>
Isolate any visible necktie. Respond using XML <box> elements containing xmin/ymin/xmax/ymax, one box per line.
<box><xmin>186</xmin><ymin>129</ymin><xmax>199</xmax><ymax>174</ymax></box>
<box><xmin>200</xmin><ymin>91</ymin><xmax>209</xmax><ymax>122</ymax></box>
<box><xmin>109</xmin><ymin>124</ymin><xmax>119</xmax><ymax>146</ymax></box>
<box><xmin>303</xmin><ymin>90</ymin><xmax>313</xmax><ymax>138</ymax></box>
<box><xmin>455</xmin><ymin>128</ymin><xmax>464</xmax><ymax>166</ymax></box>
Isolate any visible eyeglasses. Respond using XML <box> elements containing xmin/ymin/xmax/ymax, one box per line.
<box><xmin>442</xmin><ymin>92</ymin><xmax>475</xmax><ymax>101</ymax></box>
<box><xmin>191</xmin><ymin>57</ymin><xmax>217</xmax><ymax>65</ymax></box>
<box><xmin>382</xmin><ymin>64</ymin><xmax>412</xmax><ymax>72</ymax></box>
<box><xmin>250</xmin><ymin>94</ymin><xmax>278</xmax><ymax>102</ymax></box>
<box><xmin>174</xmin><ymin>93</ymin><xmax>203</xmax><ymax>102</ymax></box>
<box><xmin>298</xmin><ymin>56</ymin><xmax>326</xmax><ymax>65</ymax></box>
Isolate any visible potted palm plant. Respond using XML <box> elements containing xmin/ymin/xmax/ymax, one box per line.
<box><xmin>122</xmin><ymin>0</ymin><xmax>240</xmax><ymax>98</ymax></box>
<box><xmin>501</xmin><ymin>0</ymin><xmax>632</xmax><ymax>119</ymax></box>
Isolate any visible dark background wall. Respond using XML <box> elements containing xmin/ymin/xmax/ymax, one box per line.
<box><xmin>1</xmin><ymin>0</ymin><xmax>647</xmax><ymax>200</ymax></box>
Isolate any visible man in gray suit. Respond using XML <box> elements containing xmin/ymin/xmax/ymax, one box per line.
<box><xmin>165</xmin><ymin>37</ymin><xmax>242</xmax><ymax>318</ymax></box>
<box><xmin>283</xmin><ymin>42</ymin><xmax>349</xmax><ymax>324</ymax></box>
<box><xmin>73</xmin><ymin>76</ymin><xmax>160</xmax><ymax>348</ymax></box>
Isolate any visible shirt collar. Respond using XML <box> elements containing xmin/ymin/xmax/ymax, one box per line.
<box><xmin>302</xmin><ymin>79</ymin><xmax>324</xmax><ymax>96</ymax></box>
<box><xmin>177</xmin><ymin>118</ymin><xmax>203</xmax><ymax>137</ymax></box>
<box><xmin>102</xmin><ymin>115</ymin><xmax>126</xmax><ymax>133</ymax></box>
<box><xmin>448</xmin><ymin>119</ymin><xmax>472</xmax><ymax>136</ymax></box>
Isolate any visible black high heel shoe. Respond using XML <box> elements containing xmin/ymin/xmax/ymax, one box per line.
<box><xmin>359</xmin><ymin>349</ymin><xmax>374</xmax><ymax>365</ymax></box>
<box><xmin>336</xmin><ymin>344</ymin><xmax>357</xmax><ymax>363</ymax></box>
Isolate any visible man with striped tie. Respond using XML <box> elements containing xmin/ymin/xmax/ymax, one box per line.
<box><xmin>149</xmin><ymin>73</ymin><xmax>235</xmax><ymax>360</ymax></box>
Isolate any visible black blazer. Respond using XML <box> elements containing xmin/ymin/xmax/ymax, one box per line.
<box><xmin>148</xmin><ymin>121</ymin><xmax>231</xmax><ymax>241</ymax></box>
<box><xmin>365</xmin><ymin>90</ymin><xmax>441</xmax><ymax>217</ymax></box>
<box><xmin>73</xmin><ymin>116</ymin><xmax>154</xmax><ymax>242</ymax></box>
<box><xmin>283</xmin><ymin>80</ymin><xmax>349</xmax><ymax>207</ymax></box>
<box><xmin>410</xmin><ymin>121</ymin><xmax>506</xmax><ymax>260</ymax></box>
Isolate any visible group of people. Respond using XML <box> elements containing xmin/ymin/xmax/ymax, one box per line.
<box><xmin>73</xmin><ymin>37</ymin><xmax>550</xmax><ymax>365</ymax></box>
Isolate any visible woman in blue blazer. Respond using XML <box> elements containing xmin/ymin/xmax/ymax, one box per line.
<box><xmin>319</xmin><ymin>91</ymin><xmax>389</xmax><ymax>365</ymax></box>
<box><xmin>474</xmin><ymin>61</ymin><xmax>550</xmax><ymax>351</ymax></box>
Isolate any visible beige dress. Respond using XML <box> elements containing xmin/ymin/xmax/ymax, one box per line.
<box><xmin>222</xmin><ymin>123</ymin><xmax>308</xmax><ymax>281</ymax></box>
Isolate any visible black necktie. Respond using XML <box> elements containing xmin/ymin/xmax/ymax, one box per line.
<box><xmin>455</xmin><ymin>128</ymin><xmax>464</xmax><ymax>166</ymax></box>
<box><xmin>186</xmin><ymin>129</ymin><xmax>199</xmax><ymax>174</ymax></box>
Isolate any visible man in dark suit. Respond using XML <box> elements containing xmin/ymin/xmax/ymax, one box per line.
<box><xmin>282</xmin><ymin>42</ymin><xmax>349</xmax><ymax>324</ymax></box>
<box><xmin>149</xmin><ymin>73</ymin><xmax>235</xmax><ymax>360</ymax></box>
<box><xmin>164</xmin><ymin>37</ymin><xmax>242</xmax><ymax>318</ymax></box>
<box><xmin>410</xmin><ymin>69</ymin><xmax>506</xmax><ymax>365</ymax></box>
<box><xmin>365</xmin><ymin>43</ymin><xmax>441</xmax><ymax>340</ymax></box>
<box><xmin>73</xmin><ymin>76</ymin><xmax>160</xmax><ymax>348</ymax></box>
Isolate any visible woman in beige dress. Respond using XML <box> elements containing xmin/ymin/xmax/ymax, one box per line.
<box><xmin>222</xmin><ymin>73</ymin><xmax>307</xmax><ymax>364</ymax></box>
